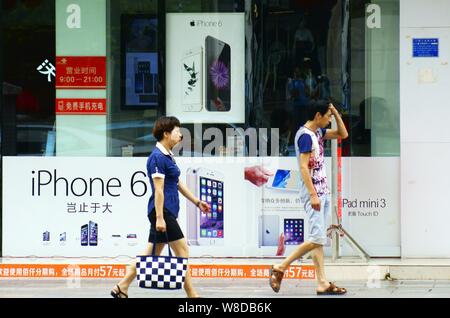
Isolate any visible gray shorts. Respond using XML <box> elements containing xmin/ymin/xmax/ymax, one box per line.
<box><xmin>301</xmin><ymin>194</ymin><xmax>331</xmax><ymax>246</ymax></box>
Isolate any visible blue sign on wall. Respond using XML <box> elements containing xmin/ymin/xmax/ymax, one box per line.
<box><xmin>413</xmin><ymin>38</ymin><xmax>439</xmax><ymax>58</ymax></box>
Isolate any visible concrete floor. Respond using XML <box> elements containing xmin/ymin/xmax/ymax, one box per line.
<box><xmin>1</xmin><ymin>278</ymin><xmax>450</xmax><ymax>298</ymax></box>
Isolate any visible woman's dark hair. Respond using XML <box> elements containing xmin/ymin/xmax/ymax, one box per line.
<box><xmin>152</xmin><ymin>116</ymin><xmax>181</xmax><ymax>141</ymax></box>
<box><xmin>306</xmin><ymin>99</ymin><xmax>330</xmax><ymax>121</ymax></box>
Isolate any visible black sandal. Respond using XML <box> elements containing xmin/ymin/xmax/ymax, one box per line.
<box><xmin>110</xmin><ymin>285</ymin><xmax>128</xmax><ymax>298</ymax></box>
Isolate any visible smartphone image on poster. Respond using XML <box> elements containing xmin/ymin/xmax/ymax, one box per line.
<box><xmin>89</xmin><ymin>221</ymin><xmax>98</xmax><ymax>246</ymax></box>
<box><xmin>182</xmin><ymin>47</ymin><xmax>203</xmax><ymax>112</ymax></box>
<box><xmin>42</xmin><ymin>231</ymin><xmax>50</xmax><ymax>242</ymax></box>
<box><xmin>186</xmin><ymin>168</ymin><xmax>199</xmax><ymax>246</ymax></box>
<box><xmin>112</xmin><ymin>234</ymin><xmax>122</xmax><ymax>247</ymax></box>
<box><xmin>258</xmin><ymin>215</ymin><xmax>280</xmax><ymax>247</ymax></box>
<box><xmin>205</xmin><ymin>36</ymin><xmax>231</xmax><ymax>112</ymax></box>
<box><xmin>143</xmin><ymin>69</ymin><xmax>153</xmax><ymax>94</ymax></box>
<box><xmin>284</xmin><ymin>218</ymin><xmax>304</xmax><ymax>245</ymax></box>
<box><xmin>196</xmin><ymin>168</ymin><xmax>224</xmax><ymax>246</ymax></box>
<box><xmin>126</xmin><ymin>233</ymin><xmax>138</xmax><ymax>246</ymax></box>
<box><xmin>81</xmin><ymin>224</ymin><xmax>88</xmax><ymax>246</ymax></box>
<box><xmin>266</xmin><ymin>169</ymin><xmax>301</xmax><ymax>192</ymax></box>
<box><xmin>134</xmin><ymin>61</ymin><xmax>145</xmax><ymax>94</ymax></box>
<box><xmin>136</xmin><ymin>61</ymin><xmax>152</xmax><ymax>93</ymax></box>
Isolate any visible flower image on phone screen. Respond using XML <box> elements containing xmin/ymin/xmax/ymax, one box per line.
<box><xmin>181</xmin><ymin>47</ymin><xmax>203</xmax><ymax>111</ymax></box>
<box><xmin>205</xmin><ymin>36</ymin><xmax>231</xmax><ymax>112</ymax></box>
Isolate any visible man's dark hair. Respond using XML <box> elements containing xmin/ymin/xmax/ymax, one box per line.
<box><xmin>306</xmin><ymin>99</ymin><xmax>330</xmax><ymax>121</ymax></box>
<box><xmin>152</xmin><ymin>116</ymin><xmax>181</xmax><ymax>141</ymax></box>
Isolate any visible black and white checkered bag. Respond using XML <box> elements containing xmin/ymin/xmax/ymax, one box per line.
<box><xmin>136</xmin><ymin>235</ymin><xmax>188</xmax><ymax>290</ymax></box>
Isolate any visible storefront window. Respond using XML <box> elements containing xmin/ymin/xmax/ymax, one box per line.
<box><xmin>345</xmin><ymin>0</ymin><xmax>399</xmax><ymax>156</ymax></box>
<box><xmin>251</xmin><ymin>0</ymin><xmax>340</xmax><ymax>156</ymax></box>
<box><xmin>1</xmin><ymin>0</ymin><xmax>56</xmax><ymax>157</ymax></box>
<box><xmin>1</xmin><ymin>0</ymin><xmax>399</xmax><ymax>159</ymax></box>
<box><xmin>252</xmin><ymin>0</ymin><xmax>399</xmax><ymax>157</ymax></box>
<box><xmin>107</xmin><ymin>0</ymin><xmax>160</xmax><ymax>157</ymax></box>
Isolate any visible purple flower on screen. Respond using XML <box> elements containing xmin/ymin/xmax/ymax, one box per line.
<box><xmin>210</xmin><ymin>60</ymin><xmax>229</xmax><ymax>89</ymax></box>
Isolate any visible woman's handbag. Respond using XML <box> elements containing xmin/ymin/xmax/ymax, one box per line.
<box><xmin>136</xmin><ymin>233</ymin><xmax>188</xmax><ymax>290</ymax></box>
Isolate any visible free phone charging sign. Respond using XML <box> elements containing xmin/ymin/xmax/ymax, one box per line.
<box><xmin>412</xmin><ymin>38</ymin><xmax>439</xmax><ymax>58</ymax></box>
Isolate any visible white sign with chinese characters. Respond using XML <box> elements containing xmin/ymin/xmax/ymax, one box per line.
<box><xmin>3</xmin><ymin>157</ymin><xmax>150</xmax><ymax>257</ymax></box>
<box><xmin>2</xmin><ymin>156</ymin><xmax>400</xmax><ymax>257</ymax></box>
<box><xmin>2</xmin><ymin>157</ymin><xmax>247</xmax><ymax>257</ymax></box>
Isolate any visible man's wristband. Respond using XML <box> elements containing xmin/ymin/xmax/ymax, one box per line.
<box><xmin>196</xmin><ymin>200</ymin><xmax>201</xmax><ymax>207</ymax></box>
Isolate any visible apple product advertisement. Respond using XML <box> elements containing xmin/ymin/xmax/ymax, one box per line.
<box><xmin>81</xmin><ymin>224</ymin><xmax>88</xmax><ymax>246</ymax></box>
<box><xmin>42</xmin><ymin>231</ymin><xmax>50</xmax><ymax>242</ymax></box>
<box><xmin>166</xmin><ymin>13</ymin><xmax>245</xmax><ymax>123</ymax></box>
<box><xmin>89</xmin><ymin>221</ymin><xmax>98</xmax><ymax>246</ymax></box>
<box><xmin>284</xmin><ymin>219</ymin><xmax>304</xmax><ymax>245</ymax></box>
<box><xmin>186</xmin><ymin>168</ymin><xmax>225</xmax><ymax>246</ymax></box>
<box><xmin>199</xmin><ymin>175</ymin><xmax>224</xmax><ymax>245</ymax></box>
<box><xmin>266</xmin><ymin>169</ymin><xmax>301</xmax><ymax>192</ymax></box>
<box><xmin>259</xmin><ymin>215</ymin><xmax>279</xmax><ymax>247</ymax></box>
<box><xmin>186</xmin><ymin>168</ymin><xmax>199</xmax><ymax>246</ymax></box>
<box><xmin>121</xmin><ymin>15</ymin><xmax>159</xmax><ymax>109</ymax></box>
<box><xmin>182</xmin><ymin>47</ymin><xmax>203</xmax><ymax>111</ymax></box>
<box><xmin>60</xmin><ymin>232</ymin><xmax>66</xmax><ymax>242</ymax></box>
<box><xmin>205</xmin><ymin>36</ymin><xmax>231</xmax><ymax>112</ymax></box>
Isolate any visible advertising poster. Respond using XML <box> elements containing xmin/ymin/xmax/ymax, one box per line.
<box><xmin>2</xmin><ymin>157</ymin><xmax>399</xmax><ymax>258</ymax></box>
<box><xmin>121</xmin><ymin>15</ymin><xmax>159</xmax><ymax>108</ymax></box>
<box><xmin>3</xmin><ymin>157</ymin><xmax>150</xmax><ymax>257</ymax></box>
<box><xmin>177</xmin><ymin>159</ymin><xmax>250</xmax><ymax>257</ymax></box>
<box><xmin>254</xmin><ymin>158</ymin><xmax>309</xmax><ymax>257</ymax></box>
<box><xmin>3</xmin><ymin>157</ymin><xmax>301</xmax><ymax>258</ymax></box>
<box><xmin>165</xmin><ymin>13</ymin><xmax>245</xmax><ymax>123</ymax></box>
<box><xmin>339</xmin><ymin>157</ymin><xmax>400</xmax><ymax>257</ymax></box>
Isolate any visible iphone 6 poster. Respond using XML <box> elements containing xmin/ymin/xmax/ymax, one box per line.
<box><xmin>166</xmin><ymin>13</ymin><xmax>245</xmax><ymax>123</ymax></box>
<box><xmin>186</xmin><ymin>167</ymin><xmax>224</xmax><ymax>246</ymax></box>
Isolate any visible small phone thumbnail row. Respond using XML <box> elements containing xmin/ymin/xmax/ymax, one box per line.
<box><xmin>42</xmin><ymin>221</ymin><xmax>98</xmax><ymax>246</ymax></box>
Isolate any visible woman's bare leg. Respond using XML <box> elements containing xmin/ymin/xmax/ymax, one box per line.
<box><xmin>169</xmin><ymin>238</ymin><xmax>198</xmax><ymax>298</ymax></box>
<box><xmin>112</xmin><ymin>242</ymin><xmax>166</xmax><ymax>297</ymax></box>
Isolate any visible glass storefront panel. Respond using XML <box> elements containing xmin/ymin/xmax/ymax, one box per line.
<box><xmin>348</xmin><ymin>0</ymin><xmax>400</xmax><ymax>156</ymax></box>
<box><xmin>107</xmin><ymin>0</ymin><xmax>160</xmax><ymax>157</ymax></box>
<box><xmin>1</xmin><ymin>0</ymin><xmax>56</xmax><ymax>157</ymax></box>
<box><xmin>1</xmin><ymin>0</ymin><xmax>400</xmax><ymax>159</ymax></box>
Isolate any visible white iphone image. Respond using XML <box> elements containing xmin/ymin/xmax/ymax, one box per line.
<box><xmin>181</xmin><ymin>47</ymin><xmax>203</xmax><ymax>112</ymax></box>
<box><xmin>186</xmin><ymin>168</ymin><xmax>199</xmax><ymax>246</ymax></box>
<box><xmin>195</xmin><ymin>168</ymin><xmax>224</xmax><ymax>246</ymax></box>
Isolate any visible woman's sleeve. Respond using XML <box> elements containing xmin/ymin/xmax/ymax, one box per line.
<box><xmin>148</xmin><ymin>155</ymin><xmax>166</xmax><ymax>179</ymax></box>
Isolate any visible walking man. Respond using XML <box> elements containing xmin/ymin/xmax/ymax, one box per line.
<box><xmin>269</xmin><ymin>100</ymin><xmax>348</xmax><ymax>295</ymax></box>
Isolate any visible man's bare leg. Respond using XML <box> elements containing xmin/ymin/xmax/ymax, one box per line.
<box><xmin>310</xmin><ymin>245</ymin><xmax>331</xmax><ymax>292</ymax></box>
<box><xmin>273</xmin><ymin>241</ymin><xmax>321</xmax><ymax>272</ymax></box>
